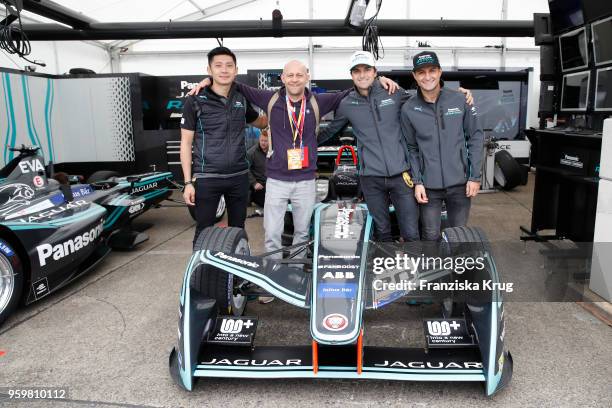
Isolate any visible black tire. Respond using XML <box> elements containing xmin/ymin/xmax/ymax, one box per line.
<box><xmin>442</xmin><ymin>226</ymin><xmax>491</xmax><ymax>253</ymax></box>
<box><xmin>0</xmin><ymin>239</ymin><xmax>23</xmax><ymax>326</ymax></box>
<box><xmin>87</xmin><ymin>170</ymin><xmax>120</xmax><ymax>184</ymax></box>
<box><xmin>187</xmin><ymin>196</ymin><xmax>226</xmax><ymax>224</ymax></box>
<box><xmin>494</xmin><ymin>150</ymin><xmax>523</xmax><ymax>190</ymax></box>
<box><xmin>440</xmin><ymin>226</ymin><xmax>491</xmax><ymax>318</ymax></box>
<box><xmin>191</xmin><ymin>227</ymin><xmax>249</xmax><ymax>316</ymax></box>
<box><xmin>69</xmin><ymin>68</ymin><xmax>95</xmax><ymax>74</ymax></box>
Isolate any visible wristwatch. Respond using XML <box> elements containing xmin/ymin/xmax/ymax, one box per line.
<box><xmin>184</xmin><ymin>180</ymin><xmax>193</xmax><ymax>186</ymax></box>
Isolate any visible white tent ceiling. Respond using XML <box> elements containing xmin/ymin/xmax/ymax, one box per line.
<box><xmin>0</xmin><ymin>0</ymin><xmax>550</xmax><ymax>127</ymax></box>
<box><xmin>3</xmin><ymin>0</ymin><xmax>551</xmax><ymax>51</ymax></box>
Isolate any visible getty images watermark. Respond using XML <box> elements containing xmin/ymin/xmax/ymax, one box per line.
<box><xmin>370</xmin><ymin>253</ymin><xmax>514</xmax><ymax>293</ymax></box>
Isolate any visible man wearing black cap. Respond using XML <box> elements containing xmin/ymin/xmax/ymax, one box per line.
<box><xmin>320</xmin><ymin>51</ymin><xmax>474</xmax><ymax>242</ymax></box>
<box><xmin>400</xmin><ymin>51</ymin><xmax>484</xmax><ymax>241</ymax></box>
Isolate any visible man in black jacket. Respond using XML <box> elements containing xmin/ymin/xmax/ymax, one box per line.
<box><xmin>180</xmin><ymin>47</ymin><xmax>267</xmax><ymax>244</ymax></box>
<box><xmin>247</xmin><ymin>131</ymin><xmax>268</xmax><ymax>208</ymax></box>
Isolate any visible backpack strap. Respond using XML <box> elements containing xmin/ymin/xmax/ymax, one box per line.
<box><xmin>266</xmin><ymin>91</ymin><xmax>280</xmax><ymax>158</ymax></box>
<box><xmin>265</xmin><ymin>91</ymin><xmax>321</xmax><ymax>158</ymax></box>
<box><xmin>309</xmin><ymin>94</ymin><xmax>320</xmax><ymax>136</ymax></box>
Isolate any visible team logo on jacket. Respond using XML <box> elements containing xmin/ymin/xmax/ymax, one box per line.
<box><xmin>322</xmin><ymin>313</ymin><xmax>348</xmax><ymax>331</ymax></box>
<box><xmin>379</xmin><ymin>98</ymin><xmax>395</xmax><ymax>107</ymax></box>
<box><xmin>445</xmin><ymin>107</ymin><xmax>462</xmax><ymax>116</ymax></box>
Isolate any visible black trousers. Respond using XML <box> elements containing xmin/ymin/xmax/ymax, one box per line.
<box><xmin>249</xmin><ymin>186</ymin><xmax>266</xmax><ymax>207</ymax></box>
<box><xmin>193</xmin><ymin>173</ymin><xmax>249</xmax><ymax>246</ymax></box>
<box><xmin>359</xmin><ymin>174</ymin><xmax>420</xmax><ymax>242</ymax></box>
<box><xmin>420</xmin><ymin>184</ymin><xmax>471</xmax><ymax>241</ymax></box>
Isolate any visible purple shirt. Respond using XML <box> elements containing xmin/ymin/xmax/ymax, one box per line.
<box><xmin>235</xmin><ymin>82</ymin><xmax>349</xmax><ymax>182</ymax></box>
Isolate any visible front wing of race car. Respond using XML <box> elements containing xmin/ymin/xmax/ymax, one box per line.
<box><xmin>170</xmin><ymin>203</ymin><xmax>513</xmax><ymax>396</ymax></box>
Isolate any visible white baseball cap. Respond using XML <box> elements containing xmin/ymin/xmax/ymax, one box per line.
<box><xmin>349</xmin><ymin>51</ymin><xmax>376</xmax><ymax>71</ymax></box>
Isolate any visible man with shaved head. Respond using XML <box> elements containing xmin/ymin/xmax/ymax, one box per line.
<box><xmin>193</xmin><ymin>60</ymin><xmax>397</xmax><ymax>259</ymax></box>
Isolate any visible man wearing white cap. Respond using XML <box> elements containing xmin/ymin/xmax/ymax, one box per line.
<box><xmin>319</xmin><ymin>51</ymin><xmax>473</xmax><ymax>242</ymax></box>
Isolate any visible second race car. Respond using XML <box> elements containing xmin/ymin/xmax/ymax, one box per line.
<box><xmin>0</xmin><ymin>145</ymin><xmax>177</xmax><ymax>325</ymax></box>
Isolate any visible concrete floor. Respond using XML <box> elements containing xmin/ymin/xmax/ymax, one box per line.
<box><xmin>0</xmin><ymin>174</ymin><xmax>610</xmax><ymax>408</ymax></box>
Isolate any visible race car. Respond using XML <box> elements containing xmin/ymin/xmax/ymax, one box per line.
<box><xmin>169</xmin><ymin>146</ymin><xmax>513</xmax><ymax>396</ymax></box>
<box><xmin>0</xmin><ymin>145</ymin><xmax>176</xmax><ymax>325</ymax></box>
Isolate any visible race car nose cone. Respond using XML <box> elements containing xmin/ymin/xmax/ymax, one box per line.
<box><xmin>323</xmin><ymin>313</ymin><xmax>348</xmax><ymax>331</ymax></box>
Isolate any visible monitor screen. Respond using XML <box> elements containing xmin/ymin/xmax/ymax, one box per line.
<box><xmin>595</xmin><ymin>67</ymin><xmax>612</xmax><ymax>111</ymax></box>
<box><xmin>548</xmin><ymin>0</ymin><xmax>584</xmax><ymax>34</ymax></box>
<box><xmin>445</xmin><ymin>80</ymin><xmax>523</xmax><ymax>140</ymax></box>
<box><xmin>561</xmin><ymin>71</ymin><xmax>590</xmax><ymax>111</ymax></box>
<box><xmin>559</xmin><ymin>28</ymin><xmax>589</xmax><ymax>71</ymax></box>
<box><xmin>582</xmin><ymin>0</ymin><xmax>612</xmax><ymax>23</ymax></box>
<box><xmin>591</xmin><ymin>16</ymin><xmax>612</xmax><ymax>65</ymax></box>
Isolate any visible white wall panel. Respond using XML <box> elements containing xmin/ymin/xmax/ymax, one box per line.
<box><xmin>0</xmin><ymin>42</ymin><xmax>110</xmax><ymax>75</ymax></box>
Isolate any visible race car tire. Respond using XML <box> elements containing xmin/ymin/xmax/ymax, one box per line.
<box><xmin>0</xmin><ymin>239</ymin><xmax>23</xmax><ymax>326</ymax></box>
<box><xmin>187</xmin><ymin>196</ymin><xmax>226</xmax><ymax>224</ymax></box>
<box><xmin>440</xmin><ymin>226</ymin><xmax>491</xmax><ymax>318</ymax></box>
<box><xmin>442</xmin><ymin>225</ymin><xmax>491</xmax><ymax>254</ymax></box>
<box><xmin>87</xmin><ymin>170</ymin><xmax>120</xmax><ymax>184</ymax></box>
<box><xmin>191</xmin><ymin>226</ymin><xmax>248</xmax><ymax>316</ymax></box>
<box><xmin>494</xmin><ymin>150</ymin><xmax>522</xmax><ymax>190</ymax></box>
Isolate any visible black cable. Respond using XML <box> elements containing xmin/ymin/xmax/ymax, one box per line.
<box><xmin>0</xmin><ymin>3</ymin><xmax>44</xmax><ymax>66</ymax></box>
<box><xmin>361</xmin><ymin>0</ymin><xmax>384</xmax><ymax>60</ymax></box>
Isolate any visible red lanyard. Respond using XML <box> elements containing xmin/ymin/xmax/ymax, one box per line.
<box><xmin>286</xmin><ymin>94</ymin><xmax>306</xmax><ymax>148</ymax></box>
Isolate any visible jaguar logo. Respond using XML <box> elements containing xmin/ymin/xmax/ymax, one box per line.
<box><xmin>0</xmin><ymin>183</ymin><xmax>35</xmax><ymax>216</ymax></box>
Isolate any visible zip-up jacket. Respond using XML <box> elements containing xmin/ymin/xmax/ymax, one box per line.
<box><xmin>247</xmin><ymin>143</ymin><xmax>267</xmax><ymax>186</ymax></box>
<box><xmin>234</xmin><ymin>82</ymin><xmax>348</xmax><ymax>182</ymax></box>
<box><xmin>318</xmin><ymin>81</ymin><xmax>413</xmax><ymax>177</ymax></box>
<box><xmin>181</xmin><ymin>84</ymin><xmax>258</xmax><ymax>178</ymax></box>
<box><xmin>400</xmin><ymin>87</ymin><xmax>484</xmax><ymax>189</ymax></box>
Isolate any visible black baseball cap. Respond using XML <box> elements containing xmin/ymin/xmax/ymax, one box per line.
<box><xmin>412</xmin><ymin>51</ymin><xmax>441</xmax><ymax>70</ymax></box>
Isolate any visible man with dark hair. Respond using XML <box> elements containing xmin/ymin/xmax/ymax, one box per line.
<box><xmin>401</xmin><ymin>51</ymin><xmax>484</xmax><ymax>241</ymax></box>
<box><xmin>181</xmin><ymin>46</ymin><xmax>267</xmax><ymax>245</ymax></box>
<box><xmin>207</xmin><ymin>46</ymin><xmax>237</xmax><ymax>65</ymax></box>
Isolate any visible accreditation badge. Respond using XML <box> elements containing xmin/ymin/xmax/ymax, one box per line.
<box><xmin>287</xmin><ymin>148</ymin><xmax>303</xmax><ymax>170</ymax></box>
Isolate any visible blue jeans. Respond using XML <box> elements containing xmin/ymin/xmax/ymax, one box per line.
<box><xmin>420</xmin><ymin>184</ymin><xmax>471</xmax><ymax>241</ymax></box>
<box><xmin>359</xmin><ymin>174</ymin><xmax>419</xmax><ymax>242</ymax></box>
